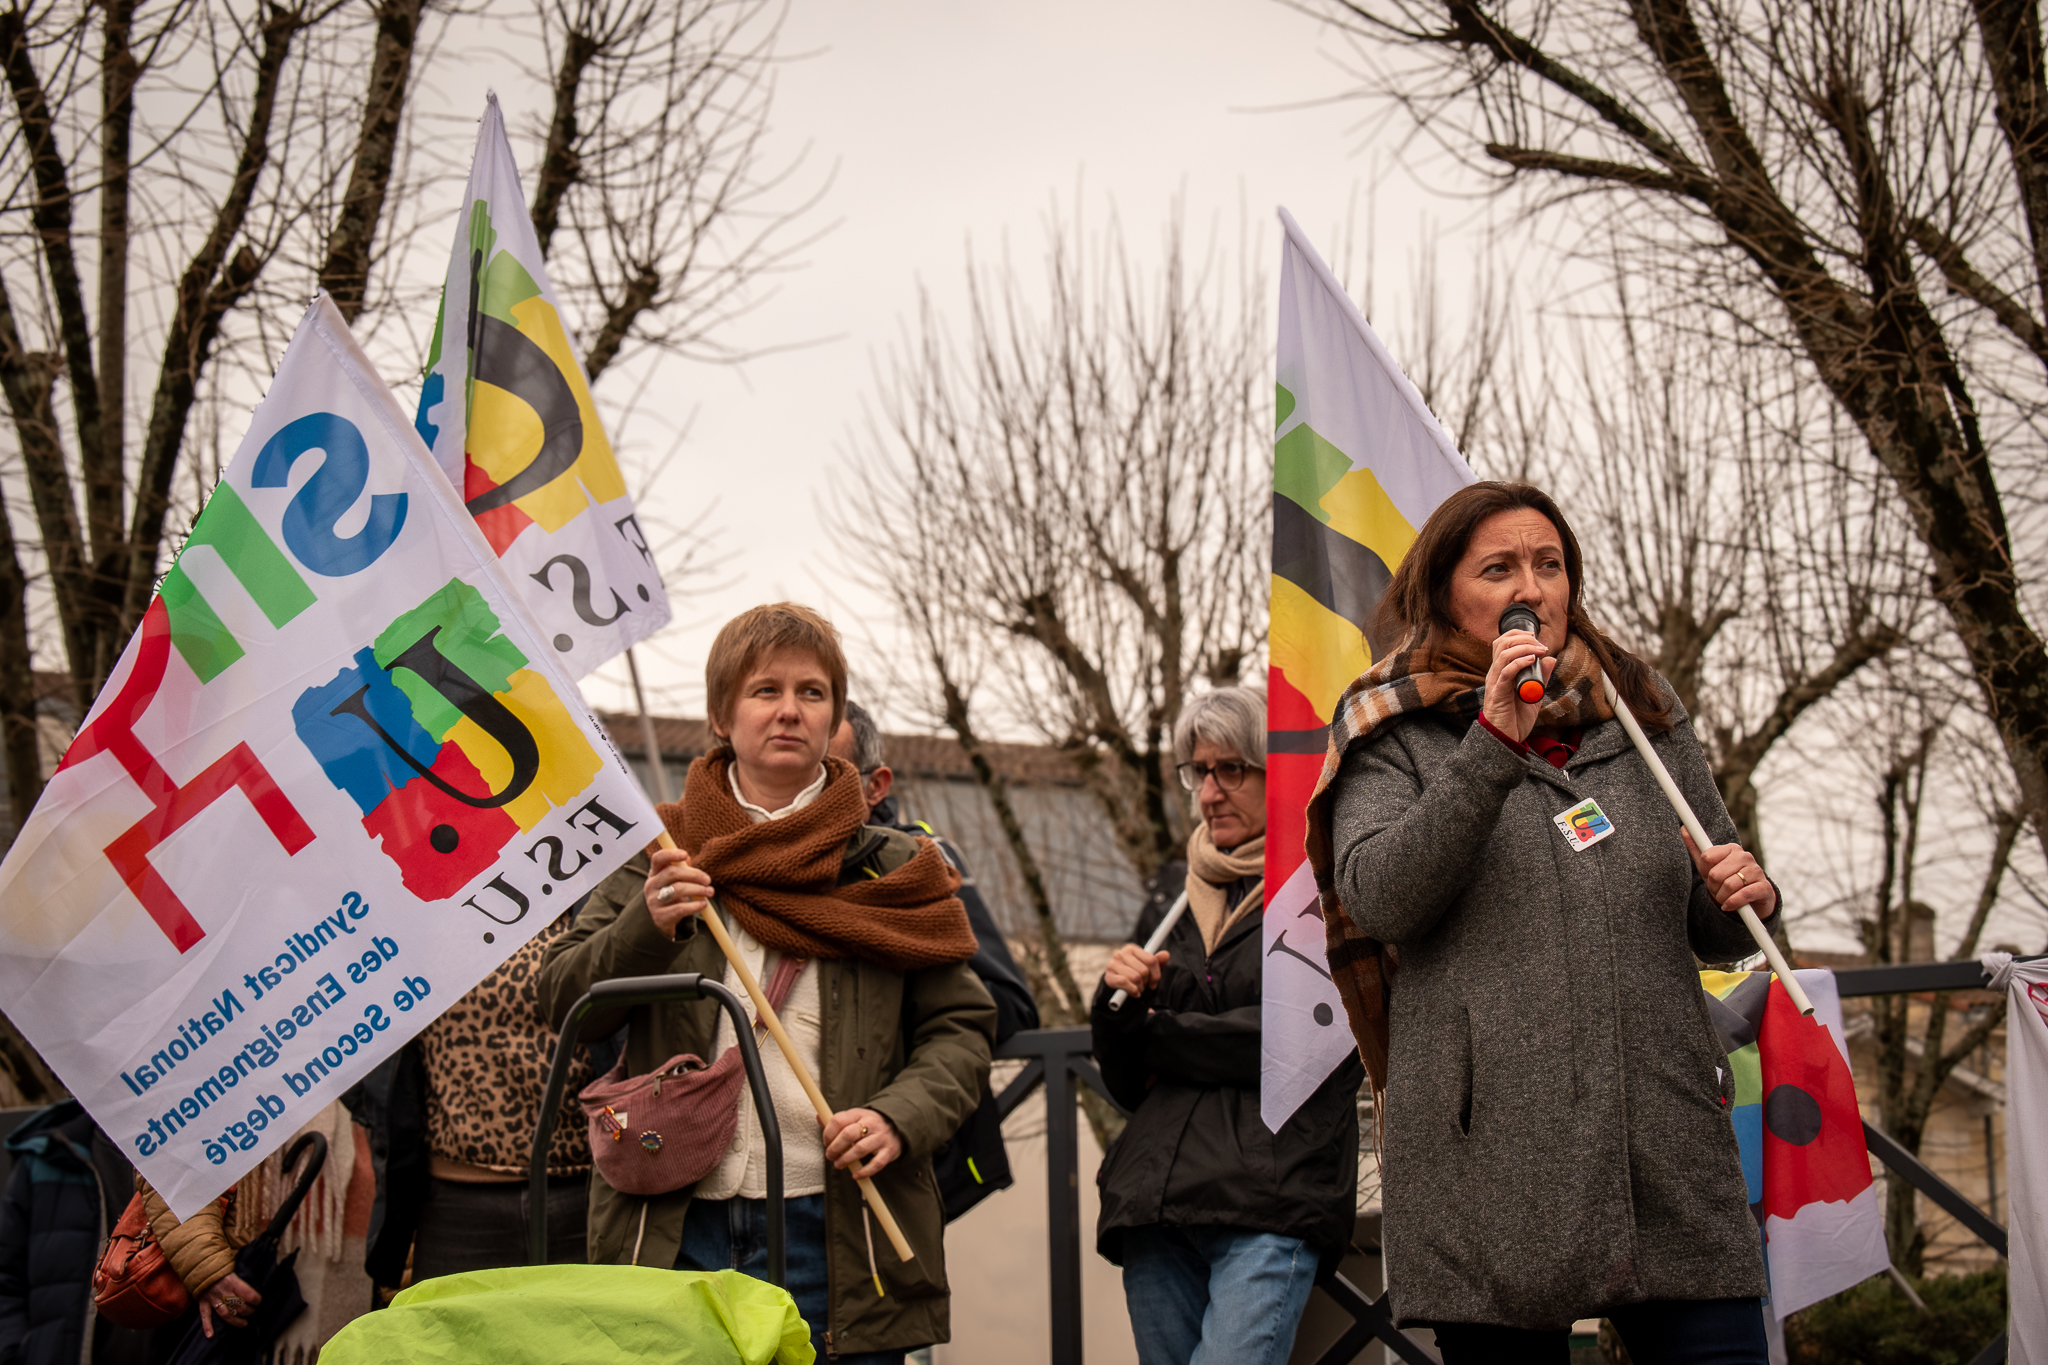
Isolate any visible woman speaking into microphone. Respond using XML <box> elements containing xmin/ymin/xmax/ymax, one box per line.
<box><xmin>1306</xmin><ymin>482</ymin><xmax>1780</xmax><ymax>1364</ymax></box>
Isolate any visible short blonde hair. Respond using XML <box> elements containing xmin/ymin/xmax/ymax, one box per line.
<box><xmin>704</xmin><ymin>603</ymin><xmax>848</xmax><ymax>741</ymax></box>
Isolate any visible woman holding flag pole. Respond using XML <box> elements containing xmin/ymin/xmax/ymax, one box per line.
<box><xmin>1307</xmin><ymin>482</ymin><xmax>1779</xmax><ymax>1364</ymax></box>
<box><xmin>1092</xmin><ymin>687</ymin><xmax>1364</xmax><ymax>1365</ymax></box>
<box><xmin>539</xmin><ymin>603</ymin><xmax>994</xmax><ymax>1363</ymax></box>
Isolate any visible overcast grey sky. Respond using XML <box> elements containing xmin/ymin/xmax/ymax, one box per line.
<box><xmin>567</xmin><ymin>0</ymin><xmax>1461</xmax><ymax>721</ymax></box>
<box><xmin>409</xmin><ymin>0</ymin><xmax>2041</xmax><ymax>955</ymax></box>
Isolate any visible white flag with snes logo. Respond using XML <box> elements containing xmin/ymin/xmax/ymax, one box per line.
<box><xmin>414</xmin><ymin>93</ymin><xmax>670</xmax><ymax>679</ymax></box>
<box><xmin>0</xmin><ymin>296</ymin><xmax>655</xmax><ymax>1217</ymax></box>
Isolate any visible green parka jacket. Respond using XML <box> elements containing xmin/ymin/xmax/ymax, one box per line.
<box><xmin>537</xmin><ymin>830</ymin><xmax>997</xmax><ymax>1356</ymax></box>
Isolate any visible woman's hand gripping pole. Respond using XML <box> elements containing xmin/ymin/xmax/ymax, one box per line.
<box><xmin>1595</xmin><ymin>677</ymin><xmax>1814</xmax><ymax>1017</ymax></box>
<box><xmin>652</xmin><ymin>831</ymin><xmax>917</xmax><ymax>1262</ymax></box>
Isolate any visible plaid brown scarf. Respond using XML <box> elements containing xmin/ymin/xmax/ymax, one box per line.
<box><xmin>659</xmin><ymin>755</ymin><xmax>976</xmax><ymax>971</ymax></box>
<box><xmin>1302</xmin><ymin>629</ymin><xmax>1615</xmax><ymax>1101</ymax></box>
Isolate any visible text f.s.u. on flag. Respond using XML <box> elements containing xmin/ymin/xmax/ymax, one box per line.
<box><xmin>1262</xmin><ymin>208</ymin><xmax>1474</xmax><ymax>1132</ymax></box>
<box><xmin>0</xmin><ymin>295</ymin><xmax>658</xmax><ymax>1218</ymax></box>
<box><xmin>415</xmin><ymin>93</ymin><xmax>670</xmax><ymax>679</ymax></box>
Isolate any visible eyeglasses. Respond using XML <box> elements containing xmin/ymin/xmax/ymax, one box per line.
<box><xmin>1175</xmin><ymin>759</ymin><xmax>1264</xmax><ymax>792</ymax></box>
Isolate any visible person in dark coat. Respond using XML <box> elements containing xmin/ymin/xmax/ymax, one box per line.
<box><xmin>832</xmin><ymin>701</ymin><xmax>1039</xmax><ymax>1039</ymax></box>
<box><xmin>1309</xmin><ymin>481</ymin><xmax>1777</xmax><ymax>1364</ymax></box>
<box><xmin>1091</xmin><ymin>686</ymin><xmax>1362</xmax><ymax>1365</ymax></box>
<box><xmin>0</xmin><ymin>1100</ymin><xmax>153</xmax><ymax>1365</ymax></box>
<box><xmin>540</xmin><ymin>603</ymin><xmax>994</xmax><ymax>1362</ymax></box>
<box><xmin>832</xmin><ymin>700</ymin><xmax>1040</xmax><ymax>1221</ymax></box>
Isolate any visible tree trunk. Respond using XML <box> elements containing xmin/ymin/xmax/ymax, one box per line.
<box><xmin>91</xmin><ymin>0</ymin><xmax>135</xmax><ymax>581</ymax></box>
<box><xmin>318</xmin><ymin>0</ymin><xmax>423</xmax><ymax>322</ymax></box>
<box><xmin>0</xmin><ymin>481</ymin><xmax>43</xmax><ymax>835</ymax></box>
<box><xmin>935</xmin><ymin>658</ymin><xmax>1125</xmax><ymax>1148</ymax></box>
<box><xmin>532</xmin><ymin>28</ymin><xmax>599</xmax><ymax>259</ymax></box>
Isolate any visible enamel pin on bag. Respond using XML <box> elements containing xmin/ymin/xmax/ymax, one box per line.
<box><xmin>1553</xmin><ymin>797</ymin><xmax>1616</xmax><ymax>851</ymax></box>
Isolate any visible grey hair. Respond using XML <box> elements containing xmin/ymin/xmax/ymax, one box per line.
<box><xmin>1171</xmin><ymin>687</ymin><xmax>1267</xmax><ymax>767</ymax></box>
<box><xmin>843</xmin><ymin>699</ymin><xmax>887</xmax><ymax>772</ymax></box>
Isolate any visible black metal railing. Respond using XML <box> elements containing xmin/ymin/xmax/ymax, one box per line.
<box><xmin>992</xmin><ymin>1027</ymin><xmax>1435</xmax><ymax>1365</ymax></box>
<box><xmin>996</xmin><ymin>957</ymin><xmax>2027</xmax><ymax>1365</ymax></box>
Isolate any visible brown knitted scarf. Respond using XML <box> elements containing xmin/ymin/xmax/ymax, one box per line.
<box><xmin>659</xmin><ymin>754</ymin><xmax>976</xmax><ymax>971</ymax></box>
<box><xmin>1302</xmin><ymin>629</ymin><xmax>1615</xmax><ymax>1102</ymax></box>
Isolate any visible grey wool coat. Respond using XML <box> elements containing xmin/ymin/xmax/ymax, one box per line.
<box><xmin>1327</xmin><ymin>696</ymin><xmax>1773</xmax><ymax>1330</ymax></box>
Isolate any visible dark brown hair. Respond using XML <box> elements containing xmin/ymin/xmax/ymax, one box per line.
<box><xmin>704</xmin><ymin>602</ymin><xmax>849</xmax><ymax>745</ymax></box>
<box><xmin>1375</xmin><ymin>481</ymin><xmax>1674</xmax><ymax>730</ymax></box>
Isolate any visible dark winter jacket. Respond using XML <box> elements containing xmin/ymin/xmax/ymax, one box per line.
<box><xmin>1091</xmin><ymin>863</ymin><xmax>1364</xmax><ymax>1265</ymax></box>
<box><xmin>0</xmin><ymin>1102</ymin><xmax>153</xmax><ymax>1365</ymax></box>
<box><xmin>874</xmin><ymin>801</ymin><xmax>1038</xmax><ymax>1221</ymax></box>
<box><xmin>1326</xmin><ymin>696</ymin><xmax>1773</xmax><ymax>1328</ymax></box>
<box><xmin>340</xmin><ymin>1041</ymin><xmax>429</xmax><ymax>1289</ymax></box>
<box><xmin>874</xmin><ymin>798</ymin><xmax>1038</xmax><ymax>1041</ymax></box>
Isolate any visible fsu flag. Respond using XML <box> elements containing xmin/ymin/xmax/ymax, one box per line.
<box><xmin>1261</xmin><ymin>209</ymin><xmax>1474</xmax><ymax>1131</ymax></box>
<box><xmin>1701</xmin><ymin>968</ymin><xmax>1889</xmax><ymax>1319</ymax></box>
<box><xmin>415</xmin><ymin>93</ymin><xmax>670</xmax><ymax>679</ymax></box>
<box><xmin>0</xmin><ymin>297</ymin><xmax>657</xmax><ymax>1216</ymax></box>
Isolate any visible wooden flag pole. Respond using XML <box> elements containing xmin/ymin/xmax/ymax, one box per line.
<box><xmin>1598</xmin><ymin>673</ymin><xmax>1816</xmax><ymax>1017</ymax></box>
<box><xmin>625</xmin><ymin>648</ymin><xmax>672</xmax><ymax>804</ymax></box>
<box><xmin>653</xmin><ymin>831</ymin><xmax>915</xmax><ymax>1263</ymax></box>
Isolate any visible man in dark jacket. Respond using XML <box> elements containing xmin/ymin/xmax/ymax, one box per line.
<box><xmin>832</xmin><ymin>702</ymin><xmax>1039</xmax><ymax>1039</ymax></box>
<box><xmin>1091</xmin><ymin>687</ymin><xmax>1363</xmax><ymax>1365</ymax></box>
<box><xmin>0</xmin><ymin>1101</ymin><xmax>154</xmax><ymax>1365</ymax></box>
<box><xmin>832</xmin><ymin>701</ymin><xmax>1038</xmax><ymax>1219</ymax></box>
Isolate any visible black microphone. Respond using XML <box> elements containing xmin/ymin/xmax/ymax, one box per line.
<box><xmin>1497</xmin><ymin>604</ymin><xmax>1548</xmax><ymax>705</ymax></box>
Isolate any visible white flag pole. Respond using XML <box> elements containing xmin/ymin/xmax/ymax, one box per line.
<box><xmin>1599</xmin><ymin>671</ymin><xmax>1814</xmax><ymax>1016</ymax></box>
<box><xmin>1107</xmin><ymin>890</ymin><xmax>1190</xmax><ymax>1011</ymax></box>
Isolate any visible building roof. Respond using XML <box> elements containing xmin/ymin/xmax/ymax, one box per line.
<box><xmin>595</xmin><ymin>711</ymin><xmax>1089</xmax><ymax>786</ymax></box>
<box><xmin>599</xmin><ymin>708</ymin><xmax>1146</xmax><ymax>942</ymax></box>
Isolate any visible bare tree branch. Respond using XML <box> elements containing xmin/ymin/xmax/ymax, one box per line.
<box><xmin>318</xmin><ymin>0</ymin><xmax>424</xmax><ymax>321</ymax></box>
<box><xmin>125</xmin><ymin>3</ymin><xmax>303</xmax><ymax>649</ymax></box>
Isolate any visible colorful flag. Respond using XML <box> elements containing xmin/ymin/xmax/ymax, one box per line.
<box><xmin>415</xmin><ymin>93</ymin><xmax>670</xmax><ymax>680</ymax></box>
<box><xmin>0</xmin><ymin>296</ymin><xmax>657</xmax><ymax>1217</ymax></box>
<box><xmin>1701</xmin><ymin>968</ymin><xmax>1889</xmax><ymax>1319</ymax></box>
<box><xmin>2002</xmin><ymin>958</ymin><xmax>2047</xmax><ymax>1364</ymax></box>
<box><xmin>1261</xmin><ymin>208</ymin><xmax>1474</xmax><ymax>1132</ymax></box>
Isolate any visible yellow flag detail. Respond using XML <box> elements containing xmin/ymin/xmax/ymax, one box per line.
<box><xmin>1320</xmin><ymin>465</ymin><xmax>1419</xmax><ymax>575</ymax></box>
<box><xmin>465</xmin><ymin>295</ymin><xmax>628</xmax><ymax>534</ymax></box>
<box><xmin>445</xmin><ymin>668</ymin><xmax>605</xmax><ymax>832</ymax></box>
<box><xmin>1271</xmin><ymin>575</ymin><xmax>1371</xmax><ymax>720</ymax></box>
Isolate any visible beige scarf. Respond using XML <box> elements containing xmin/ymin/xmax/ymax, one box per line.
<box><xmin>1186</xmin><ymin>824</ymin><xmax>1265</xmax><ymax>955</ymax></box>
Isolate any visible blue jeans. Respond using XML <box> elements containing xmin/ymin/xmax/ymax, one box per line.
<box><xmin>1431</xmin><ymin>1297</ymin><xmax>1768</xmax><ymax>1364</ymax></box>
<box><xmin>1120</xmin><ymin>1223</ymin><xmax>1318</xmax><ymax>1365</ymax></box>
<box><xmin>676</xmin><ymin>1193</ymin><xmax>912</xmax><ymax>1365</ymax></box>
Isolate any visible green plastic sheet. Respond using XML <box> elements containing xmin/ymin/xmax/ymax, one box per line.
<box><xmin>319</xmin><ymin>1265</ymin><xmax>814</xmax><ymax>1365</ymax></box>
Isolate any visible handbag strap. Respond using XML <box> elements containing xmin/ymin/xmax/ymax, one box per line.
<box><xmin>756</xmin><ymin>954</ymin><xmax>803</xmax><ymax>1021</ymax></box>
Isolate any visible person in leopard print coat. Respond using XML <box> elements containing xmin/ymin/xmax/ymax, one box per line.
<box><xmin>407</xmin><ymin>912</ymin><xmax>597</xmax><ymax>1277</ymax></box>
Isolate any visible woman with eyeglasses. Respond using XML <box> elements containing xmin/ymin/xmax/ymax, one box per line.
<box><xmin>1090</xmin><ymin>687</ymin><xmax>1364</xmax><ymax>1365</ymax></box>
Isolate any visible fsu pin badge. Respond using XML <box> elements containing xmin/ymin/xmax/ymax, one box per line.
<box><xmin>1553</xmin><ymin>797</ymin><xmax>1616</xmax><ymax>851</ymax></box>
